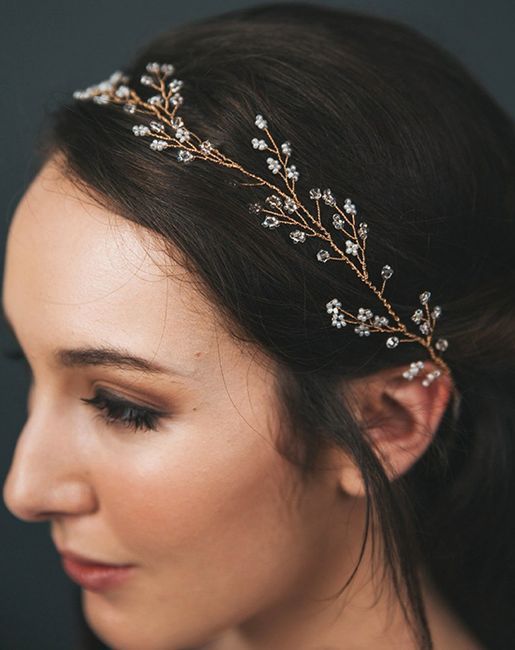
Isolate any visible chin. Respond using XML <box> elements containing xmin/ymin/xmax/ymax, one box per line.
<box><xmin>81</xmin><ymin>589</ymin><xmax>220</xmax><ymax>650</ymax></box>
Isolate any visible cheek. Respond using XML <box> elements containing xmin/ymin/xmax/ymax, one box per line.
<box><xmin>86</xmin><ymin>404</ymin><xmax>322</xmax><ymax>648</ymax></box>
<box><xmin>102</xmin><ymin>425</ymin><xmax>303</xmax><ymax>566</ymax></box>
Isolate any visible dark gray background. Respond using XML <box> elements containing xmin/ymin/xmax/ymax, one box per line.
<box><xmin>1</xmin><ymin>1</ymin><xmax>514</xmax><ymax>648</ymax></box>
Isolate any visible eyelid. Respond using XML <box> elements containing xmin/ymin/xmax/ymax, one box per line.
<box><xmin>84</xmin><ymin>387</ymin><xmax>165</xmax><ymax>412</ymax></box>
<box><xmin>80</xmin><ymin>387</ymin><xmax>167</xmax><ymax>432</ymax></box>
<box><xmin>2</xmin><ymin>345</ymin><xmax>175</xmax><ymax>430</ymax></box>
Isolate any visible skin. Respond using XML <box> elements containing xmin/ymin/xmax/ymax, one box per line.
<box><xmin>2</xmin><ymin>157</ymin><xmax>483</xmax><ymax>650</ymax></box>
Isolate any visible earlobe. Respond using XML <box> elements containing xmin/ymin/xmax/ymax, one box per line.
<box><xmin>338</xmin><ymin>365</ymin><xmax>454</xmax><ymax>496</ymax></box>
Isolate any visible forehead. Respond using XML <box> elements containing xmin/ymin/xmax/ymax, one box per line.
<box><xmin>1</xmin><ymin>158</ymin><xmax>218</xmax><ymax>374</ymax></box>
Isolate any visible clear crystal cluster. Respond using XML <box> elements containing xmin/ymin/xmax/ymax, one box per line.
<box><xmin>72</xmin><ymin>61</ymin><xmax>451</xmax><ymax>387</ymax></box>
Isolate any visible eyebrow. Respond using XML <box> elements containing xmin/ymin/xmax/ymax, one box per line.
<box><xmin>1</xmin><ymin>307</ymin><xmax>194</xmax><ymax>379</ymax></box>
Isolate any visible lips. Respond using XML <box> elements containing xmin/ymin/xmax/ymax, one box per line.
<box><xmin>59</xmin><ymin>549</ymin><xmax>132</xmax><ymax>567</ymax></box>
<box><xmin>58</xmin><ymin>550</ymin><xmax>136</xmax><ymax>592</ymax></box>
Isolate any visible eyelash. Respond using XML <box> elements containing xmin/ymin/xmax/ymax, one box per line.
<box><xmin>2</xmin><ymin>344</ymin><xmax>162</xmax><ymax>433</ymax></box>
<box><xmin>80</xmin><ymin>390</ymin><xmax>163</xmax><ymax>433</ymax></box>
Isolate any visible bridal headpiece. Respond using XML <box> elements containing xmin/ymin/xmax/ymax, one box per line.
<box><xmin>73</xmin><ymin>62</ymin><xmax>451</xmax><ymax>387</ymax></box>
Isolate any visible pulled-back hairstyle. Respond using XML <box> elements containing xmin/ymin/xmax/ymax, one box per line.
<box><xmin>36</xmin><ymin>4</ymin><xmax>515</xmax><ymax>649</ymax></box>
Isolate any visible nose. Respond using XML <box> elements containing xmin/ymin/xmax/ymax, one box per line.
<box><xmin>2</xmin><ymin>391</ymin><xmax>97</xmax><ymax>522</ymax></box>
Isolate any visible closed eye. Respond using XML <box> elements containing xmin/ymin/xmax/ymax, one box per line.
<box><xmin>81</xmin><ymin>388</ymin><xmax>165</xmax><ymax>433</ymax></box>
<box><xmin>2</xmin><ymin>344</ymin><xmax>166</xmax><ymax>433</ymax></box>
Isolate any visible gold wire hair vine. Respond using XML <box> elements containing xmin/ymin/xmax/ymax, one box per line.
<box><xmin>73</xmin><ymin>62</ymin><xmax>451</xmax><ymax>388</ymax></box>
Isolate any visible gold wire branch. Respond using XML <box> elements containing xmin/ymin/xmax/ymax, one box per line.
<box><xmin>73</xmin><ymin>62</ymin><xmax>451</xmax><ymax>386</ymax></box>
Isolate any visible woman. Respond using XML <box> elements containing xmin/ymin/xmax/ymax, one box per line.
<box><xmin>2</xmin><ymin>3</ymin><xmax>514</xmax><ymax>649</ymax></box>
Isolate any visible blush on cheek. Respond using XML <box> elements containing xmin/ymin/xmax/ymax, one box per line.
<box><xmin>106</xmin><ymin>434</ymin><xmax>291</xmax><ymax>558</ymax></box>
<box><xmin>82</xmin><ymin>446</ymin><xmax>304</xmax><ymax>650</ymax></box>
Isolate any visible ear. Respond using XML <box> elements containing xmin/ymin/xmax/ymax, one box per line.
<box><xmin>336</xmin><ymin>363</ymin><xmax>454</xmax><ymax>498</ymax></box>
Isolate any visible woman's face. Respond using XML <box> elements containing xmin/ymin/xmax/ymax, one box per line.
<box><xmin>2</xmin><ymin>159</ymin><xmax>349</xmax><ymax>650</ymax></box>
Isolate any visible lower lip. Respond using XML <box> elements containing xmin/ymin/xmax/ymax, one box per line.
<box><xmin>61</xmin><ymin>557</ymin><xmax>135</xmax><ymax>592</ymax></box>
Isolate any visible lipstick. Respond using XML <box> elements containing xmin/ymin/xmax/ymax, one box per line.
<box><xmin>60</xmin><ymin>552</ymin><xmax>136</xmax><ymax>592</ymax></box>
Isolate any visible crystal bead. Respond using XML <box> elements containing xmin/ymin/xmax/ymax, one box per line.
<box><xmin>267</xmin><ymin>157</ymin><xmax>281</xmax><ymax>174</ymax></box>
<box><xmin>286</xmin><ymin>165</ymin><xmax>299</xmax><ymax>181</ymax></box>
<box><xmin>419</xmin><ymin>322</ymin><xmax>430</xmax><ymax>335</ymax></box>
<box><xmin>140</xmin><ymin>75</ymin><xmax>154</xmax><ymax>86</ymax></box>
<box><xmin>160</xmin><ymin>63</ymin><xmax>175</xmax><ymax>76</ymax></box>
<box><xmin>332</xmin><ymin>314</ymin><xmax>347</xmax><ymax>328</ymax></box>
<box><xmin>381</xmin><ymin>265</ymin><xmax>394</xmax><ymax>280</ymax></box>
<box><xmin>403</xmin><ymin>361</ymin><xmax>425</xmax><ymax>380</ymax></box>
<box><xmin>332</xmin><ymin>214</ymin><xmax>344</xmax><ymax>230</ymax></box>
<box><xmin>171</xmin><ymin>116</ymin><xmax>184</xmax><ymax>129</ymax></box>
<box><xmin>200</xmin><ymin>140</ymin><xmax>213</xmax><ymax>154</ymax></box>
<box><xmin>168</xmin><ymin>79</ymin><xmax>183</xmax><ymax>92</ymax></box>
<box><xmin>170</xmin><ymin>93</ymin><xmax>183</xmax><ymax>106</ymax></box>
<box><xmin>322</xmin><ymin>188</ymin><xmax>336</xmax><ymax>206</ymax></box>
<box><xmin>345</xmin><ymin>240</ymin><xmax>359</xmax><ymax>256</ymax></box>
<box><xmin>431</xmin><ymin>305</ymin><xmax>442</xmax><ymax>319</ymax></box>
<box><xmin>248</xmin><ymin>202</ymin><xmax>262</xmax><ymax>215</ymax></box>
<box><xmin>386</xmin><ymin>336</ymin><xmax>399</xmax><ymax>349</ymax></box>
<box><xmin>175</xmin><ymin>127</ymin><xmax>190</xmax><ymax>142</ymax></box>
<box><xmin>358</xmin><ymin>222</ymin><xmax>368</xmax><ymax>239</ymax></box>
<box><xmin>148</xmin><ymin>95</ymin><xmax>163</xmax><ymax>106</ymax></box>
<box><xmin>77</xmin><ymin>86</ymin><xmax>93</xmax><ymax>97</ymax></box>
<box><xmin>150</xmin><ymin>139</ymin><xmax>168</xmax><ymax>151</ymax></box>
<box><xmin>262</xmin><ymin>216</ymin><xmax>280</xmax><ymax>228</ymax></box>
<box><xmin>115</xmin><ymin>85</ymin><xmax>130</xmax><ymax>98</ymax></box>
<box><xmin>317</xmin><ymin>250</ymin><xmax>330</xmax><ymax>263</ymax></box>
<box><xmin>290</xmin><ymin>230</ymin><xmax>307</xmax><ymax>243</ymax></box>
<box><xmin>146</xmin><ymin>62</ymin><xmax>161</xmax><ymax>74</ymax></box>
<box><xmin>265</xmin><ymin>195</ymin><xmax>282</xmax><ymax>208</ymax></box>
<box><xmin>281</xmin><ymin>141</ymin><xmax>292</xmax><ymax>155</ymax></box>
<box><xmin>284</xmin><ymin>197</ymin><xmax>298</xmax><ymax>213</ymax></box>
<box><xmin>177</xmin><ymin>149</ymin><xmax>193</xmax><ymax>162</ymax></box>
<box><xmin>326</xmin><ymin>298</ymin><xmax>342</xmax><ymax>313</ymax></box>
<box><xmin>357</xmin><ymin>307</ymin><xmax>373</xmax><ymax>321</ymax></box>
<box><xmin>109</xmin><ymin>71</ymin><xmax>124</xmax><ymax>85</ymax></box>
<box><xmin>123</xmin><ymin>103</ymin><xmax>136</xmax><ymax>113</ymax></box>
<box><xmin>255</xmin><ymin>114</ymin><xmax>268</xmax><ymax>129</ymax></box>
<box><xmin>373</xmin><ymin>315</ymin><xmax>389</xmax><ymax>327</ymax></box>
<box><xmin>93</xmin><ymin>94</ymin><xmax>109</xmax><ymax>104</ymax></box>
<box><xmin>343</xmin><ymin>198</ymin><xmax>356</xmax><ymax>215</ymax></box>
<box><xmin>422</xmin><ymin>369</ymin><xmax>441</xmax><ymax>387</ymax></box>
<box><xmin>354</xmin><ymin>324</ymin><xmax>370</xmax><ymax>336</ymax></box>
<box><xmin>251</xmin><ymin>138</ymin><xmax>267</xmax><ymax>150</ymax></box>
<box><xmin>435</xmin><ymin>338</ymin><xmax>448</xmax><ymax>352</ymax></box>
<box><xmin>132</xmin><ymin>125</ymin><xmax>150</xmax><ymax>136</ymax></box>
<box><xmin>419</xmin><ymin>291</ymin><xmax>431</xmax><ymax>304</ymax></box>
<box><xmin>309</xmin><ymin>188</ymin><xmax>322</xmax><ymax>200</ymax></box>
<box><xmin>411</xmin><ymin>309</ymin><xmax>423</xmax><ymax>324</ymax></box>
<box><xmin>150</xmin><ymin>121</ymin><xmax>165</xmax><ymax>133</ymax></box>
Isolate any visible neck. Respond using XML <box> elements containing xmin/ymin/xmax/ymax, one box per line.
<box><xmin>199</xmin><ymin>496</ymin><xmax>482</xmax><ymax>650</ymax></box>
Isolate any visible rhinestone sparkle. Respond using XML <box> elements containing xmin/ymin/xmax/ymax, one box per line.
<box><xmin>381</xmin><ymin>265</ymin><xmax>394</xmax><ymax>280</ymax></box>
<box><xmin>290</xmin><ymin>230</ymin><xmax>307</xmax><ymax>243</ymax></box>
<box><xmin>72</xmin><ymin>61</ymin><xmax>451</xmax><ymax>388</ymax></box>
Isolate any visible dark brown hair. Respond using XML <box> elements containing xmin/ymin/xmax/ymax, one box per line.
<box><xmin>39</xmin><ymin>4</ymin><xmax>515</xmax><ymax>649</ymax></box>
